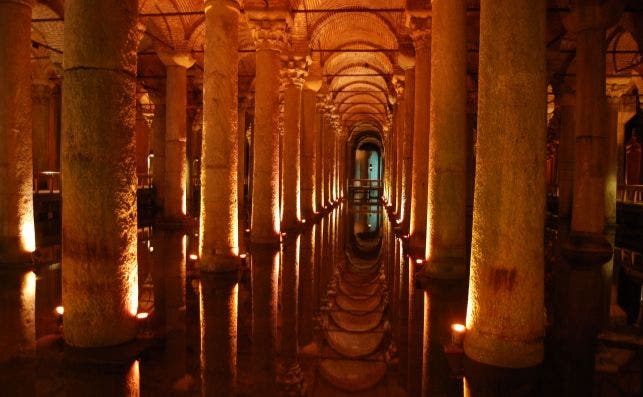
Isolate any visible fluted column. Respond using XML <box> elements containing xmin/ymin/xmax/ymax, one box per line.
<box><xmin>280</xmin><ymin>57</ymin><xmax>307</xmax><ymax>231</ymax></box>
<box><xmin>301</xmin><ymin>77</ymin><xmax>321</xmax><ymax>220</ymax></box>
<box><xmin>423</xmin><ymin>0</ymin><xmax>467</xmax><ymax>279</ymax></box>
<box><xmin>464</xmin><ymin>0</ymin><xmax>546</xmax><ymax>367</ymax></box>
<box><xmin>408</xmin><ymin>20</ymin><xmax>431</xmax><ymax>254</ymax></box>
<box><xmin>62</xmin><ymin>0</ymin><xmax>140</xmax><ymax>346</ymax></box>
<box><xmin>249</xmin><ymin>18</ymin><xmax>288</xmax><ymax>244</ymax></box>
<box><xmin>200</xmin><ymin>0</ymin><xmax>240</xmax><ymax>272</ymax></box>
<box><xmin>157</xmin><ymin>51</ymin><xmax>194</xmax><ymax>220</ymax></box>
<box><xmin>0</xmin><ymin>0</ymin><xmax>35</xmax><ymax>264</ymax></box>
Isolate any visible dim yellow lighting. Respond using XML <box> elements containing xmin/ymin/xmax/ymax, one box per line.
<box><xmin>245</xmin><ymin>228</ymin><xmax>251</xmax><ymax>233</ymax></box>
<box><xmin>189</xmin><ymin>254</ymin><xmax>198</xmax><ymax>260</ymax></box>
<box><xmin>415</xmin><ymin>258</ymin><xmax>424</xmax><ymax>265</ymax></box>
<box><xmin>302</xmin><ymin>219</ymin><xmax>306</xmax><ymax>224</ymax></box>
<box><xmin>451</xmin><ymin>323</ymin><xmax>466</xmax><ymax>346</ymax></box>
<box><xmin>55</xmin><ymin>306</ymin><xmax>64</xmax><ymax>316</ymax></box>
<box><xmin>239</xmin><ymin>253</ymin><xmax>247</xmax><ymax>259</ymax></box>
<box><xmin>23</xmin><ymin>271</ymin><xmax>36</xmax><ymax>296</ymax></box>
<box><xmin>281</xmin><ymin>232</ymin><xmax>287</xmax><ymax>237</ymax></box>
<box><xmin>136</xmin><ymin>312</ymin><xmax>149</xmax><ymax>320</ymax></box>
<box><xmin>148</xmin><ymin>246</ymin><xmax>154</xmax><ymax>252</ymax></box>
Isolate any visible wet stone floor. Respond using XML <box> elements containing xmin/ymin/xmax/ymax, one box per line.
<box><xmin>1</xmin><ymin>203</ymin><xmax>641</xmax><ymax>396</ymax></box>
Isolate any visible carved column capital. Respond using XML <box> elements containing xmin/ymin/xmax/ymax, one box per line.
<box><xmin>157</xmin><ymin>50</ymin><xmax>196</xmax><ymax>69</ymax></box>
<box><xmin>248</xmin><ymin>18</ymin><xmax>290</xmax><ymax>52</ymax></box>
<box><xmin>280</xmin><ymin>56</ymin><xmax>309</xmax><ymax>88</ymax></box>
<box><xmin>393</xmin><ymin>75</ymin><xmax>405</xmax><ymax>99</ymax></box>
<box><xmin>407</xmin><ymin>15</ymin><xmax>431</xmax><ymax>50</ymax></box>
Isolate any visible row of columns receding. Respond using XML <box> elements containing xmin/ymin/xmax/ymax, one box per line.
<box><xmin>0</xmin><ymin>0</ymin><xmax>630</xmax><ymax>392</ymax></box>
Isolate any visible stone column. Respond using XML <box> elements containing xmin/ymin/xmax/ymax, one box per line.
<box><xmin>238</xmin><ymin>101</ymin><xmax>248</xmax><ymax>250</ymax></box>
<box><xmin>315</xmin><ymin>96</ymin><xmax>326</xmax><ymax>212</ymax></box>
<box><xmin>394</xmin><ymin>76</ymin><xmax>406</xmax><ymax>219</ymax></box>
<box><xmin>423</xmin><ymin>0</ymin><xmax>467</xmax><ymax>279</ymax></box>
<box><xmin>464</xmin><ymin>0</ymin><xmax>546</xmax><ymax>367</ymax></box>
<box><xmin>62</xmin><ymin>0</ymin><xmax>140</xmax><ymax>346</ymax></box>
<box><xmin>158</xmin><ymin>51</ymin><xmax>195</xmax><ymax>220</ymax></box>
<box><xmin>408</xmin><ymin>20</ymin><xmax>431</xmax><ymax>254</ymax></box>
<box><xmin>200</xmin><ymin>0</ymin><xmax>240</xmax><ymax>271</ymax></box>
<box><xmin>401</xmin><ymin>60</ymin><xmax>415</xmax><ymax>230</ymax></box>
<box><xmin>280</xmin><ymin>57</ymin><xmax>307</xmax><ymax>231</ymax></box>
<box><xmin>249</xmin><ymin>18</ymin><xmax>288</xmax><ymax>244</ymax></box>
<box><xmin>32</xmin><ymin>80</ymin><xmax>52</xmax><ymax>176</ymax></box>
<box><xmin>151</xmin><ymin>96</ymin><xmax>167</xmax><ymax>209</ymax></box>
<box><xmin>301</xmin><ymin>78</ymin><xmax>321</xmax><ymax>220</ymax></box>
<box><xmin>0</xmin><ymin>0</ymin><xmax>35</xmax><ymax>263</ymax></box>
<box><xmin>556</xmin><ymin>82</ymin><xmax>575</xmax><ymax>220</ymax></box>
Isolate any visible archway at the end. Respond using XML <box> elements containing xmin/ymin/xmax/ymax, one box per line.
<box><xmin>348</xmin><ymin>131</ymin><xmax>383</xmax><ymax>204</ymax></box>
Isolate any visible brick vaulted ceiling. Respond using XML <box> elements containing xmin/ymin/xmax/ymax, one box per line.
<box><xmin>30</xmin><ymin>0</ymin><xmax>643</xmax><ymax>137</ymax></box>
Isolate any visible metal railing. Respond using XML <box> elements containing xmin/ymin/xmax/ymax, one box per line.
<box><xmin>349</xmin><ymin>179</ymin><xmax>383</xmax><ymax>203</ymax></box>
<box><xmin>351</xmin><ymin>178</ymin><xmax>383</xmax><ymax>188</ymax></box>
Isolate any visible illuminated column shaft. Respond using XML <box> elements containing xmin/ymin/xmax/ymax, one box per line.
<box><xmin>402</xmin><ymin>66</ymin><xmax>415</xmax><ymax>229</ymax></box>
<box><xmin>151</xmin><ymin>99</ymin><xmax>167</xmax><ymax>208</ymax></box>
<box><xmin>158</xmin><ymin>52</ymin><xmax>195</xmax><ymax>219</ymax></box>
<box><xmin>249</xmin><ymin>19</ymin><xmax>287</xmax><ymax>243</ymax></box>
<box><xmin>0</xmin><ymin>0</ymin><xmax>35</xmax><ymax>263</ymax></box>
<box><xmin>201</xmin><ymin>0</ymin><xmax>240</xmax><ymax>271</ymax></box>
<box><xmin>315</xmin><ymin>97</ymin><xmax>325</xmax><ymax>212</ymax></box>
<box><xmin>424</xmin><ymin>0</ymin><xmax>467</xmax><ymax>278</ymax></box>
<box><xmin>321</xmin><ymin>110</ymin><xmax>331</xmax><ymax>206</ymax></box>
<box><xmin>557</xmin><ymin>86</ymin><xmax>575</xmax><ymax>220</ymax></box>
<box><xmin>281</xmin><ymin>59</ymin><xmax>306</xmax><ymax>231</ymax></box>
<box><xmin>394</xmin><ymin>77</ymin><xmax>406</xmax><ymax>217</ymax></box>
<box><xmin>62</xmin><ymin>0</ymin><xmax>140</xmax><ymax>346</ymax></box>
<box><xmin>464</xmin><ymin>0</ymin><xmax>546</xmax><ymax>367</ymax></box>
<box><xmin>238</xmin><ymin>103</ymin><xmax>247</xmax><ymax>251</ymax></box>
<box><xmin>409</xmin><ymin>25</ymin><xmax>431</xmax><ymax>253</ymax></box>
<box><xmin>301</xmin><ymin>83</ymin><xmax>319</xmax><ymax>220</ymax></box>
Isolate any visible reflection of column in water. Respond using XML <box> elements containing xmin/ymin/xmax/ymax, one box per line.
<box><xmin>200</xmin><ymin>271</ymin><xmax>239</xmax><ymax>397</ymax></box>
<box><xmin>407</xmin><ymin>257</ymin><xmax>424</xmax><ymax>397</ymax></box>
<box><xmin>397</xmin><ymin>240</ymin><xmax>409</xmax><ymax>386</ymax></box>
<box><xmin>277</xmin><ymin>235</ymin><xmax>306</xmax><ymax>394</ymax></box>
<box><xmin>251</xmin><ymin>247</ymin><xmax>280</xmax><ymax>394</ymax></box>
<box><xmin>463</xmin><ymin>358</ymin><xmax>540</xmax><ymax>397</ymax></box>
<box><xmin>0</xmin><ymin>270</ymin><xmax>35</xmax><ymax>362</ymax></box>
<box><xmin>65</xmin><ymin>360</ymin><xmax>140</xmax><ymax>397</ymax></box>
<box><xmin>299</xmin><ymin>225</ymin><xmax>316</xmax><ymax>347</ymax></box>
<box><xmin>36</xmin><ymin>263</ymin><xmax>62</xmax><ymax>338</ymax></box>
<box><xmin>420</xmin><ymin>279</ymin><xmax>467</xmax><ymax>396</ymax></box>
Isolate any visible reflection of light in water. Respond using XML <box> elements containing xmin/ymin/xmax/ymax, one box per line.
<box><xmin>127</xmin><ymin>360</ymin><xmax>140</xmax><ymax>396</ymax></box>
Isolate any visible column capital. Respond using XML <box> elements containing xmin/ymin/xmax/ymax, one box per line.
<box><xmin>393</xmin><ymin>75</ymin><xmax>405</xmax><ymax>99</ymax></box>
<box><xmin>398</xmin><ymin>52</ymin><xmax>416</xmax><ymax>70</ymax></box>
<box><xmin>248</xmin><ymin>18</ymin><xmax>290</xmax><ymax>52</ymax></box>
<box><xmin>204</xmin><ymin>0</ymin><xmax>240</xmax><ymax>13</ymax></box>
<box><xmin>157</xmin><ymin>50</ymin><xmax>196</xmax><ymax>69</ymax></box>
<box><xmin>280</xmin><ymin>56</ymin><xmax>309</xmax><ymax>88</ymax></box>
<box><xmin>407</xmin><ymin>14</ymin><xmax>431</xmax><ymax>50</ymax></box>
<box><xmin>606</xmin><ymin>80</ymin><xmax>633</xmax><ymax>100</ymax></box>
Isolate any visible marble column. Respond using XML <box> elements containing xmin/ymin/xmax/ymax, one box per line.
<box><xmin>200</xmin><ymin>0</ymin><xmax>240</xmax><ymax>271</ymax></box>
<box><xmin>62</xmin><ymin>0</ymin><xmax>140</xmax><ymax>346</ymax></box>
<box><xmin>301</xmin><ymin>79</ymin><xmax>320</xmax><ymax>220</ymax></box>
<box><xmin>464</xmin><ymin>0</ymin><xmax>546</xmax><ymax>367</ymax></box>
<box><xmin>249</xmin><ymin>18</ymin><xmax>288</xmax><ymax>244</ymax></box>
<box><xmin>158</xmin><ymin>51</ymin><xmax>195</xmax><ymax>220</ymax></box>
<box><xmin>0</xmin><ymin>0</ymin><xmax>35</xmax><ymax>263</ymax></box>
<box><xmin>394</xmin><ymin>76</ymin><xmax>406</xmax><ymax>219</ymax></box>
<box><xmin>408</xmin><ymin>21</ymin><xmax>431</xmax><ymax>254</ymax></box>
<box><xmin>238</xmin><ymin>102</ymin><xmax>248</xmax><ymax>251</ymax></box>
<box><xmin>423</xmin><ymin>0</ymin><xmax>467</xmax><ymax>279</ymax></box>
<box><xmin>280</xmin><ymin>57</ymin><xmax>307</xmax><ymax>231</ymax></box>
<box><xmin>556</xmin><ymin>83</ymin><xmax>575</xmax><ymax>220</ymax></box>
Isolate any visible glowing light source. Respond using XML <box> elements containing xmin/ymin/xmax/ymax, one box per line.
<box><xmin>415</xmin><ymin>258</ymin><xmax>424</xmax><ymax>265</ymax></box>
<box><xmin>20</xmin><ymin>221</ymin><xmax>36</xmax><ymax>253</ymax></box>
<box><xmin>55</xmin><ymin>306</ymin><xmax>64</xmax><ymax>316</ymax></box>
<box><xmin>148</xmin><ymin>246</ymin><xmax>154</xmax><ymax>252</ymax></box>
<box><xmin>245</xmin><ymin>228</ymin><xmax>251</xmax><ymax>233</ymax></box>
<box><xmin>239</xmin><ymin>253</ymin><xmax>247</xmax><ymax>259</ymax></box>
<box><xmin>451</xmin><ymin>323</ymin><xmax>466</xmax><ymax>346</ymax></box>
<box><xmin>189</xmin><ymin>254</ymin><xmax>198</xmax><ymax>261</ymax></box>
<box><xmin>136</xmin><ymin>312</ymin><xmax>149</xmax><ymax>320</ymax></box>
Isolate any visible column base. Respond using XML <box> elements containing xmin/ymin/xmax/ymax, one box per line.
<box><xmin>416</xmin><ymin>266</ymin><xmax>468</xmax><ymax>290</ymax></box>
<box><xmin>155</xmin><ymin>215</ymin><xmax>197</xmax><ymax>231</ymax></box>
<box><xmin>560</xmin><ymin>231</ymin><xmax>612</xmax><ymax>268</ymax></box>
<box><xmin>407</xmin><ymin>235</ymin><xmax>426</xmax><ymax>259</ymax></box>
<box><xmin>200</xmin><ymin>254</ymin><xmax>243</xmax><ymax>273</ymax></box>
<box><xmin>463</xmin><ymin>329</ymin><xmax>543</xmax><ymax>369</ymax></box>
<box><xmin>462</xmin><ymin>355</ymin><xmax>542</xmax><ymax>394</ymax></box>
